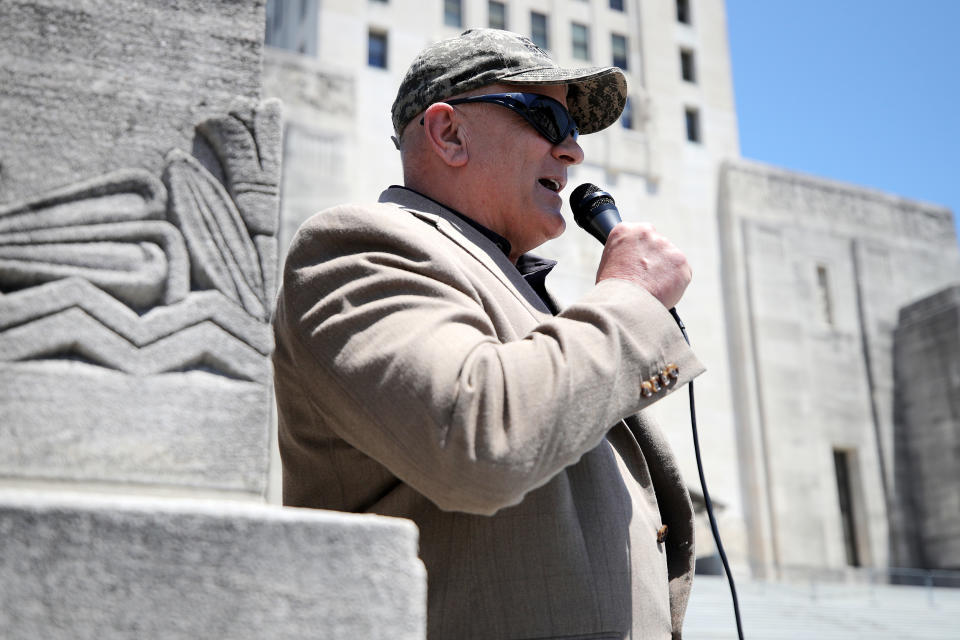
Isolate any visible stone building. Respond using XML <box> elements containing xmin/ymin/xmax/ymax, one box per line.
<box><xmin>719</xmin><ymin>160</ymin><xmax>960</xmax><ymax>576</ymax></box>
<box><xmin>263</xmin><ymin>0</ymin><xmax>960</xmax><ymax>579</ymax></box>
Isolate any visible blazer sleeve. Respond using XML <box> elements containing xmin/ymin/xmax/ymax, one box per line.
<box><xmin>273</xmin><ymin>204</ymin><xmax>705</xmax><ymax>515</ymax></box>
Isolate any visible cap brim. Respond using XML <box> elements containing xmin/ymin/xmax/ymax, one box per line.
<box><xmin>500</xmin><ymin>66</ymin><xmax>627</xmax><ymax>135</ymax></box>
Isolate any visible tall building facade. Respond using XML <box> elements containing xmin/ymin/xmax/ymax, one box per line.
<box><xmin>262</xmin><ymin>0</ymin><xmax>960</xmax><ymax>578</ymax></box>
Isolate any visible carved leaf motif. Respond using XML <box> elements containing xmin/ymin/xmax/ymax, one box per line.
<box><xmin>0</xmin><ymin>171</ymin><xmax>189</xmax><ymax>309</ymax></box>
<box><xmin>163</xmin><ymin>149</ymin><xmax>267</xmax><ymax>319</ymax></box>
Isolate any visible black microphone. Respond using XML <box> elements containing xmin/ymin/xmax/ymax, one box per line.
<box><xmin>570</xmin><ymin>183</ymin><xmax>621</xmax><ymax>244</ymax></box>
<box><xmin>570</xmin><ymin>183</ymin><xmax>687</xmax><ymax>334</ymax></box>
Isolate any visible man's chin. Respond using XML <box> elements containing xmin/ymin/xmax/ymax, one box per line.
<box><xmin>537</xmin><ymin>214</ymin><xmax>566</xmax><ymax>245</ymax></box>
<box><xmin>549</xmin><ymin>209</ymin><xmax>567</xmax><ymax>235</ymax></box>
<box><xmin>550</xmin><ymin>217</ymin><xmax>567</xmax><ymax>239</ymax></box>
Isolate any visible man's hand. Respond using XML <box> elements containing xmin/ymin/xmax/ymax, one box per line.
<box><xmin>595</xmin><ymin>223</ymin><xmax>691</xmax><ymax>309</ymax></box>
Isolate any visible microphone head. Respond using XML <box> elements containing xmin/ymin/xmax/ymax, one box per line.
<box><xmin>570</xmin><ymin>183</ymin><xmax>616</xmax><ymax>230</ymax></box>
<box><xmin>570</xmin><ymin>183</ymin><xmax>621</xmax><ymax>244</ymax></box>
<box><xmin>570</xmin><ymin>183</ymin><xmax>603</xmax><ymax>210</ymax></box>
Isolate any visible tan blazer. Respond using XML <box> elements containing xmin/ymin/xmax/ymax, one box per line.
<box><xmin>273</xmin><ymin>187</ymin><xmax>705</xmax><ymax>639</ymax></box>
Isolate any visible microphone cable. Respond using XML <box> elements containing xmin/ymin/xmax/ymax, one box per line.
<box><xmin>571</xmin><ymin>184</ymin><xmax>745</xmax><ymax>640</ymax></box>
<box><xmin>671</xmin><ymin>309</ymin><xmax>745</xmax><ymax>640</ymax></box>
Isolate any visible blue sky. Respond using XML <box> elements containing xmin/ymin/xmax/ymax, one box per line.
<box><xmin>725</xmin><ymin>0</ymin><xmax>960</xmax><ymax>244</ymax></box>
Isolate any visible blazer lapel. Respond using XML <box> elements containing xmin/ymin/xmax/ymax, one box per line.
<box><xmin>379</xmin><ymin>187</ymin><xmax>554</xmax><ymax>318</ymax></box>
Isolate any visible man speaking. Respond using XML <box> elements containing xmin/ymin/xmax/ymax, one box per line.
<box><xmin>272</xmin><ymin>28</ymin><xmax>704</xmax><ymax>639</ymax></box>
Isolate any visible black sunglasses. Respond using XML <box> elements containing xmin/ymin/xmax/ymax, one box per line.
<box><xmin>422</xmin><ymin>92</ymin><xmax>580</xmax><ymax>145</ymax></box>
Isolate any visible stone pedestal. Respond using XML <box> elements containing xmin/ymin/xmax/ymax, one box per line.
<box><xmin>0</xmin><ymin>489</ymin><xmax>426</xmax><ymax>640</ymax></box>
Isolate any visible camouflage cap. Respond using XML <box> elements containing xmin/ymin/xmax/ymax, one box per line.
<box><xmin>391</xmin><ymin>28</ymin><xmax>627</xmax><ymax>140</ymax></box>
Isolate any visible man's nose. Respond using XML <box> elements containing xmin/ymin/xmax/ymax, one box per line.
<box><xmin>554</xmin><ymin>134</ymin><xmax>584</xmax><ymax>165</ymax></box>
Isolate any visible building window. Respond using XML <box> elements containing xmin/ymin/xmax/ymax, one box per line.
<box><xmin>610</xmin><ymin>0</ymin><xmax>625</xmax><ymax>10</ymax></box>
<box><xmin>680</xmin><ymin>48</ymin><xmax>696</xmax><ymax>82</ymax></box>
<box><xmin>816</xmin><ymin>264</ymin><xmax>834</xmax><ymax>326</ymax></box>
<box><xmin>612</xmin><ymin>34</ymin><xmax>628</xmax><ymax>70</ymax></box>
<box><xmin>264</xmin><ymin>0</ymin><xmax>284</xmax><ymax>46</ymax></box>
<box><xmin>531</xmin><ymin>12</ymin><xmax>549</xmax><ymax>50</ymax></box>
<box><xmin>265</xmin><ymin>0</ymin><xmax>317</xmax><ymax>54</ymax></box>
<box><xmin>620</xmin><ymin>96</ymin><xmax>633</xmax><ymax>129</ymax></box>
<box><xmin>445</xmin><ymin>0</ymin><xmax>463</xmax><ymax>28</ymax></box>
<box><xmin>684</xmin><ymin>107</ymin><xmax>700</xmax><ymax>143</ymax></box>
<box><xmin>677</xmin><ymin>0</ymin><xmax>691</xmax><ymax>24</ymax></box>
<box><xmin>833</xmin><ymin>449</ymin><xmax>861</xmax><ymax>567</ymax></box>
<box><xmin>489</xmin><ymin>1</ymin><xmax>507</xmax><ymax>29</ymax></box>
<box><xmin>368</xmin><ymin>30</ymin><xmax>388</xmax><ymax>68</ymax></box>
<box><xmin>572</xmin><ymin>22</ymin><xmax>590</xmax><ymax>61</ymax></box>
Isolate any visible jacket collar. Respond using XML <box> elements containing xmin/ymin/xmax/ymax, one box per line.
<box><xmin>378</xmin><ymin>186</ymin><xmax>555</xmax><ymax>317</ymax></box>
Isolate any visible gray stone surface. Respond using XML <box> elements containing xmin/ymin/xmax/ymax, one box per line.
<box><xmin>0</xmin><ymin>100</ymin><xmax>281</xmax><ymax>494</ymax></box>
<box><xmin>0</xmin><ymin>1</ymin><xmax>281</xmax><ymax>496</ymax></box>
<box><xmin>0</xmin><ymin>5</ymin><xmax>428</xmax><ymax>640</ymax></box>
<box><xmin>0</xmin><ymin>0</ymin><xmax>265</xmax><ymax>204</ymax></box>
<box><xmin>0</xmin><ymin>489</ymin><xmax>426</xmax><ymax>640</ymax></box>
<box><xmin>719</xmin><ymin>159</ymin><xmax>960</xmax><ymax>574</ymax></box>
<box><xmin>0</xmin><ymin>362</ymin><xmax>270</xmax><ymax>491</ymax></box>
<box><xmin>893</xmin><ymin>285</ymin><xmax>960</xmax><ymax>570</ymax></box>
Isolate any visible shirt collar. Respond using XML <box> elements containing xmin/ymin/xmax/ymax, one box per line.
<box><xmin>391</xmin><ymin>185</ymin><xmax>512</xmax><ymax>257</ymax></box>
<box><xmin>390</xmin><ymin>186</ymin><xmax>558</xmax><ymax>281</ymax></box>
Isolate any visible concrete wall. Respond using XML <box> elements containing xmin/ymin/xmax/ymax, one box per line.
<box><xmin>719</xmin><ymin>158</ymin><xmax>960</xmax><ymax>576</ymax></box>
<box><xmin>0</xmin><ymin>0</ymin><xmax>265</xmax><ymax>204</ymax></box>
<box><xmin>893</xmin><ymin>285</ymin><xmax>960</xmax><ymax>570</ymax></box>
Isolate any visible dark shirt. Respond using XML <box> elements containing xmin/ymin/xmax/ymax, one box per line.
<box><xmin>393</xmin><ymin>186</ymin><xmax>559</xmax><ymax>314</ymax></box>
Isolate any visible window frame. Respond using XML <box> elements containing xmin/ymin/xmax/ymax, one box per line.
<box><xmin>620</xmin><ymin>95</ymin><xmax>634</xmax><ymax>130</ymax></box>
<box><xmin>488</xmin><ymin>0</ymin><xmax>507</xmax><ymax>30</ymax></box>
<box><xmin>367</xmin><ymin>29</ymin><xmax>388</xmax><ymax>69</ymax></box>
<box><xmin>531</xmin><ymin>11</ymin><xmax>549</xmax><ymax>50</ymax></box>
<box><xmin>612</xmin><ymin>33</ymin><xmax>628</xmax><ymax>70</ymax></box>
<box><xmin>444</xmin><ymin>0</ymin><xmax>463</xmax><ymax>28</ymax></box>
<box><xmin>684</xmin><ymin>106</ymin><xmax>701</xmax><ymax>143</ymax></box>
<box><xmin>571</xmin><ymin>22</ymin><xmax>590</xmax><ymax>61</ymax></box>
<box><xmin>680</xmin><ymin>48</ymin><xmax>696</xmax><ymax>83</ymax></box>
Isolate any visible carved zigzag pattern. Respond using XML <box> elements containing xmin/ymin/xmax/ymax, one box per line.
<box><xmin>0</xmin><ymin>278</ymin><xmax>271</xmax><ymax>354</ymax></box>
<box><xmin>0</xmin><ymin>309</ymin><xmax>266</xmax><ymax>382</ymax></box>
<box><xmin>0</xmin><ymin>278</ymin><xmax>272</xmax><ymax>381</ymax></box>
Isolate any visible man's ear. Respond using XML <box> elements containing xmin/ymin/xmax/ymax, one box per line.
<box><xmin>422</xmin><ymin>103</ymin><xmax>469</xmax><ymax>167</ymax></box>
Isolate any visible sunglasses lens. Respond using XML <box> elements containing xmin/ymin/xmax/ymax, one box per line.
<box><xmin>524</xmin><ymin>98</ymin><xmax>577</xmax><ymax>144</ymax></box>
<box><xmin>530</xmin><ymin>106</ymin><xmax>562</xmax><ymax>142</ymax></box>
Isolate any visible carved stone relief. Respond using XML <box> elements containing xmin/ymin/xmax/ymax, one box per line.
<box><xmin>0</xmin><ymin>98</ymin><xmax>281</xmax><ymax>495</ymax></box>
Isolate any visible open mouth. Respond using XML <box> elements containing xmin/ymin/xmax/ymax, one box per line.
<box><xmin>538</xmin><ymin>178</ymin><xmax>562</xmax><ymax>192</ymax></box>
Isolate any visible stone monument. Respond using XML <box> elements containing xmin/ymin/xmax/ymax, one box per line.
<box><xmin>0</xmin><ymin>1</ymin><xmax>425</xmax><ymax>636</ymax></box>
<box><xmin>0</xmin><ymin>101</ymin><xmax>281</xmax><ymax>494</ymax></box>
<box><xmin>0</xmin><ymin>0</ymin><xmax>279</xmax><ymax>496</ymax></box>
